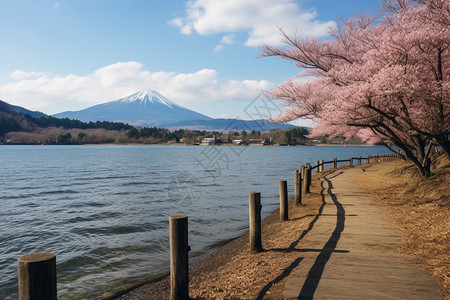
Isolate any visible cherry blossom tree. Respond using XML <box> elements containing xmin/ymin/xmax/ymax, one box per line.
<box><xmin>262</xmin><ymin>0</ymin><xmax>449</xmax><ymax>177</ymax></box>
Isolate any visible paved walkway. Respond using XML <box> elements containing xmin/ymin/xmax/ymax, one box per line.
<box><xmin>284</xmin><ymin>166</ymin><xmax>443</xmax><ymax>299</ymax></box>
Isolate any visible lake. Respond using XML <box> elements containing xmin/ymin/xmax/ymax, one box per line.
<box><xmin>0</xmin><ymin>144</ymin><xmax>389</xmax><ymax>299</ymax></box>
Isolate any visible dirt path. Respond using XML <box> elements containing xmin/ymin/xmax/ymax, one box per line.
<box><xmin>283</xmin><ymin>166</ymin><xmax>443</xmax><ymax>299</ymax></box>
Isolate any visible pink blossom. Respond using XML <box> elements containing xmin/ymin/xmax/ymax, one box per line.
<box><xmin>263</xmin><ymin>0</ymin><xmax>449</xmax><ymax>176</ymax></box>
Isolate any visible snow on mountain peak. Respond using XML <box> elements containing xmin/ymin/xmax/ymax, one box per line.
<box><xmin>116</xmin><ymin>90</ymin><xmax>179</xmax><ymax>108</ymax></box>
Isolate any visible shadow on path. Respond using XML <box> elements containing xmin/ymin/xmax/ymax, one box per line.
<box><xmin>297</xmin><ymin>175</ymin><xmax>346</xmax><ymax>299</ymax></box>
<box><xmin>256</xmin><ymin>171</ymin><xmax>346</xmax><ymax>299</ymax></box>
<box><xmin>255</xmin><ymin>257</ymin><xmax>304</xmax><ymax>300</ymax></box>
<box><xmin>287</xmin><ymin>172</ymin><xmax>345</xmax><ymax>250</ymax></box>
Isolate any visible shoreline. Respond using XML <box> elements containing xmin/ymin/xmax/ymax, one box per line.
<box><xmin>108</xmin><ymin>212</ymin><xmax>262</xmax><ymax>299</ymax></box>
<box><xmin>111</xmin><ymin>169</ymin><xmax>328</xmax><ymax>300</ymax></box>
<box><xmin>107</xmin><ymin>236</ymin><xmax>242</xmax><ymax>299</ymax></box>
<box><xmin>109</xmin><ymin>232</ymin><xmax>249</xmax><ymax>299</ymax></box>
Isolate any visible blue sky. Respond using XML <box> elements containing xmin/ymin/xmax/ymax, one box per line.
<box><xmin>0</xmin><ymin>0</ymin><xmax>382</xmax><ymax>123</ymax></box>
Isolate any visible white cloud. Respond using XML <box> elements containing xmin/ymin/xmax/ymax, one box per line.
<box><xmin>171</xmin><ymin>0</ymin><xmax>335</xmax><ymax>47</ymax></box>
<box><xmin>53</xmin><ymin>3</ymin><xmax>60</xmax><ymax>9</ymax></box>
<box><xmin>214</xmin><ymin>44</ymin><xmax>224</xmax><ymax>52</ymax></box>
<box><xmin>9</xmin><ymin>70</ymin><xmax>46</xmax><ymax>80</ymax></box>
<box><xmin>0</xmin><ymin>61</ymin><xmax>273</xmax><ymax>114</ymax></box>
<box><xmin>214</xmin><ymin>34</ymin><xmax>235</xmax><ymax>52</ymax></box>
<box><xmin>220</xmin><ymin>34</ymin><xmax>235</xmax><ymax>45</ymax></box>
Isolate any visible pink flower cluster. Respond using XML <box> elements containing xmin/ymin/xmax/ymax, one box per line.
<box><xmin>262</xmin><ymin>0</ymin><xmax>449</xmax><ymax>176</ymax></box>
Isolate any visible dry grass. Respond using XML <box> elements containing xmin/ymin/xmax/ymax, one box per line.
<box><xmin>353</xmin><ymin>155</ymin><xmax>450</xmax><ymax>299</ymax></box>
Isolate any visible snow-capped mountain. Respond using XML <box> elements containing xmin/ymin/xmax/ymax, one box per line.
<box><xmin>114</xmin><ymin>90</ymin><xmax>178</xmax><ymax>108</ymax></box>
<box><xmin>53</xmin><ymin>90</ymin><xmax>298</xmax><ymax>131</ymax></box>
<box><xmin>53</xmin><ymin>90</ymin><xmax>212</xmax><ymax>127</ymax></box>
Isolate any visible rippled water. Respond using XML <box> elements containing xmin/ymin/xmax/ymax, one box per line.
<box><xmin>0</xmin><ymin>145</ymin><xmax>388</xmax><ymax>299</ymax></box>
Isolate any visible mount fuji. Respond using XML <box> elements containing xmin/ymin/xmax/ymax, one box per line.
<box><xmin>53</xmin><ymin>90</ymin><xmax>212</xmax><ymax>127</ymax></box>
<box><xmin>53</xmin><ymin>90</ymin><xmax>297</xmax><ymax>131</ymax></box>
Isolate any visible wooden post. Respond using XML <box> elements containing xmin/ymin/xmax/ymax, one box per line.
<box><xmin>301</xmin><ymin>166</ymin><xmax>307</xmax><ymax>197</ymax></box>
<box><xmin>348</xmin><ymin>157</ymin><xmax>353</xmax><ymax>166</ymax></box>
<box><xmin>320</xmin><ymin>160</ymin><xmax>324</xmax><ymax>172</ymax></box>
<box><xmin>170</xmin><ymin>215</ymin><xmax>189</xmax><ymax>300</ymax></box>
<box><xmin>333</xmin><ymin>157</ymin><xmax>337</xmax><ymax>168</ymax></box>
<box><xmin>249</xmin><ymin>192</ymin><xmax>262</xmax><ymax>253</ymax></box>
<box><xmin>305</xmin><ymin>163</ymin><xmax>311</xmax><ymax>194</ymax></box>
<box><xmin>367</xmin><ymin>155</ymin><xmax>370</xmax><ymax>164</ymax></box>
<box><xmin>18</xmin><ymin>252</ymin><xmax>57</xmax><ymax>300</ymax></box>
<box><xmin>358</xmin><ymin>156</ymin><xmax>362</xmax><ymax>165</ymax></box>
<box><xmin>294</xmin><ymin>169</ymin><xmax>301</xmax><ymax>206</ymax></box>
<box><xmin>297</xmin><ymin>170</ymin><xmax>302</xmax><ymax>204</ymax></box>
<box><xmin>306</xmin><ymin>163</ymin><xmax>312</xmax><ymax>190</ymax></box>
<box><xmin>303</xmin><ymin>163</ymin><xmax>311</xmax><ymax>194</ymax></box>
<box><xmin>279</xmin><ymin>180</ymin><xmax>288</xmax><ymax>221</ymax></box>
<box><xmin>315</xmin><ymin>160</ymin><xmax>319</xmax><ymax>173</ymax></box>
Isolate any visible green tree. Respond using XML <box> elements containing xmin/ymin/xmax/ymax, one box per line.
<box><xmin>0</xmin><ymin>116</ymin><xmax>21</xmax><ymax>136</ymax></box>
<box><xmin>126</xmin><ymin>128</ymin><xmax>139</xmax><ymax>139</ymax></box>
<box><xmin>57</xmin><ymin>132</ymin><xmax>72</xmax><ymax>144</ymax></box>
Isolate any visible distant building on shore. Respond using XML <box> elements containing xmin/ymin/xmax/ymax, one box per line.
<box><xmin>248</xmin><ymin>139</ymin><xmax>268</xmax><ymax>145</ymax></box>
<box><xmin>232</xmin><ymin>139</ymin><xmax>246</xmax><ymax>145</ymax></box>
<box><xmin>201</xmin><ymin>136</ymin><xmax>216</xmax><ymax>145</ymax></box>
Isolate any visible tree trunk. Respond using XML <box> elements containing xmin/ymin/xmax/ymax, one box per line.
<box><xmin>436</xmin><ymin>136</ymin><xmax>450</xmax><ymax>159</ymax></box>
<box><xmin>396</xmin><ymin>142</ymin><xmax>430</xmax><ymax>178</ymax></box>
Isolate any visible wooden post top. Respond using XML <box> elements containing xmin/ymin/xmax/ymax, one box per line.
<box><xmin>18</xmin><ymin>252</ymin><xmax>55</xmax><ymax>263</ymax></box>
<box><xmin>170</xmin><ymin>215</ymin><xmax>187</xmax><ymax>220</ymax></box>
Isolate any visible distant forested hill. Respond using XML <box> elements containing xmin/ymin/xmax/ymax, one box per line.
<box><xmin>0</xmin><ymin>99</ymin><xmax>132</xmax><ymax>139</ymax></box>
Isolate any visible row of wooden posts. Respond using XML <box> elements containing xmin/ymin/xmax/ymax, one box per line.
<box><xmin>17</xmin><ymin>153</ymin><xmax>399</xmax><ymax>300</ymax></box>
